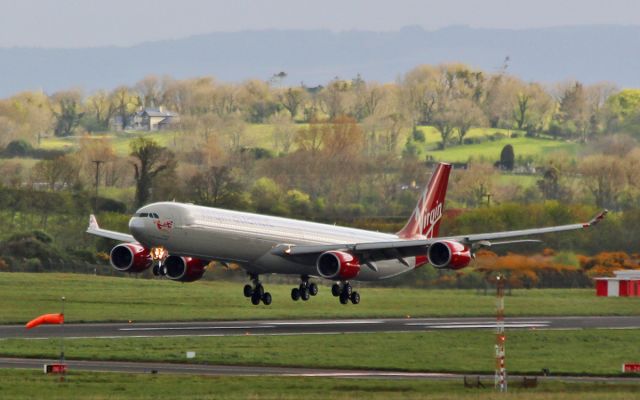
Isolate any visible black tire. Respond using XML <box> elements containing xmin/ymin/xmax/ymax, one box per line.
<box><xmin>255</xmin><ymin>284</ymin><xmax>265</xmax><ymax>298</ymax></box>
<box><xmin>309</xmin><ymin>283</ymin><xmax>319</xmax><ymax>296</ymax></box>
<box><xmin>350</xmin><ymin>291</ymin><xmax>360</xmax><ymax>305</ymax></box>
<box><xmin>243</xmin><ymin>284</ymin><xmax>253</xmax><ymax>298</ymax></box>
<box><xmin>262</xmin><ymin>292</ymin><xmax>272</xmax><ymax>305</ymax></box>
<box><xmin>331</xmin><ymin>283</ymin><xmax>341</xmax><ymax>297</ymax></box>
<box><xmin>251</xmin><ymin>292</ymin><xmax>261</xmax><ymax>305</ymax></box>
<box><xmin>152</xmin><ymin>265</ymin><xmax>160</xmax><ymax>276</ymax></box>
<box><xmin>344</xmin><ymin>284</ymin><xmax>353</xmax><ymax>296</ymax></box>
<box><xmin>339</xmin><ymin>292</ymin><xmax>349</xmax><ymax>305</ymax></box>
<box><xmin>291</xmin><ymin>288</ymin><xmax>300</xmax><ymax>301</ymax></box>
<box><xmin>301</xmin><ymin>287</ymin><xmax>310</xmax><ymax>301</ymax></box>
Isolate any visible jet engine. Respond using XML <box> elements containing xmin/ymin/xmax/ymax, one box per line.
<box><xmin>316</xmin><ymin>251</ymin><xmax>361</xmax><ymax>280</ymax></box>
<box><xmin>110</xmin><ymin>243</ymin><xmax>153</xmax><ymax>273</ymax></box>
<box><xmin>427</xmin><ymin>240</ymin><xmax>472</xmax><ymax>270</ymax></box>
<box><xmin>164</xmin><ymin>255</ymin><xmax>208</xmax><ymax>282</ymax></box>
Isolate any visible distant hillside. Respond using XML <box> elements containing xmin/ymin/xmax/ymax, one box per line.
<box><xmin>1</xmin><ymin>25</ymin><xmax>639</xmax><ymax>96</ymax></box>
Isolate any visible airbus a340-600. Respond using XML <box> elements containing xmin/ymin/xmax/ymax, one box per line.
<box><xmin>87</xmin><ymin>163</ymin><xmax>607</xmax><ymax>306</ymax></box>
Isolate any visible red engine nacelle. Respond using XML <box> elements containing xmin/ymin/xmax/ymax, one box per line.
<box><xmin>316</xmin><ymin>251</ymin><xmax>361</xmax><ymax>280</ymax></box>
<box><xmin>427</xmin><ymin>240</ymin><xmax>472</xmax><ymax>270</ymax></box>
<box><xmin>110</xmin><ymin>243</ymin><xmax>153</xmax><ymax>273</ymax></box>
<box><xmin>164</xmin><ymin>255</ymin><xmax>208</xmax><ymax>282</ymax></box>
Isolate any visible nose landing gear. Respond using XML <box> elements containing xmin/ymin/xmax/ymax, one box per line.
<box><xmin>243</xmin><ymin>274</ymin><xmax>272</xmax><ymax>305</ymax></box>
<box><xmin>332</xmin><ymin>282</ymin><xmax>360</xmax><ymax>305</ymax></box>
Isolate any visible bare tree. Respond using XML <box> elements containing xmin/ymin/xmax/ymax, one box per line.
<box><xmin>130</xmin><ymin>137</ymin><xmax>177</xmax><ymax>207</ymax></box>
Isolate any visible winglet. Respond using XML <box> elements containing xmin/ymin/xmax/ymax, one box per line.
<box><xmin>89</xmin><ymin>214</ymin><xmax>99</xmax><ymax>230</ymax></box>
<box><xmin>584</xmin><ymin>210</ymin><xmax>608</xmax><ymax>228</ymax></box>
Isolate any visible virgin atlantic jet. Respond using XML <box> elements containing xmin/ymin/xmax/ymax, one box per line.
<box><xmin>87</xmin><ymin>163</ymin><xmax>607</xmax><ymax>306</ymax></box>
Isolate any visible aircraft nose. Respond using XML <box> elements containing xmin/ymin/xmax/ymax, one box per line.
<box><xmin>129</xmin><ymin>217</ymin><xmax>146</xmax><ymax>238</ymax></box>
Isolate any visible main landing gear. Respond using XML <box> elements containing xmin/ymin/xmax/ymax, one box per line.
<box><xmin>291</xmin><ymin>276</ymin><xmax>319</xmax><ymax>302</ymax></box>
<box><xmin>332</xmin><ymin>281</ymin><xmax>360</xmax><ymax>305</ymax></box>
<box><xmin>243</xmin><ymin>274</ymin><xmax>272</xmax><ymax>305</ymax></box>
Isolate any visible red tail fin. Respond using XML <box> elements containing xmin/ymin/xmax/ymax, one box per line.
<box><xmin>396</xmin><ymin>163</ymin><xmax>451</xmax><ymax>239</ymax></box>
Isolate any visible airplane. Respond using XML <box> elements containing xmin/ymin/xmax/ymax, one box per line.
<box><xmin>87</xmin><ymin>162</ymin><xmax>607</xmax><ymax>306</ymax></box>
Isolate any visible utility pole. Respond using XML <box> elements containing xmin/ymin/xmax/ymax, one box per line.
<box><xmin>92</xmin><ymin>160</ymin><xmax>104</xmax><ymax>212</ymax></box>
<box><xmin>495</xmin><ymin>274</ymin><xmax>507</xmax><ymax>392</ymax></box>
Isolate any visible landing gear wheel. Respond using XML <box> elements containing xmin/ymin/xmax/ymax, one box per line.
<box><xmin>343</xmin><ymin>284</ymin><xmax>353</xmax><ymax>297</ymax></box>
<box><xmin>331</xmin><ymin>283</ymin><xmax>341</xmax><ymax>297</ymax></box>
<box><xmin>262</xmin><ymin>292</ymin><xmax>272</xmax><ymax>305</ymax></box>
<box><xmin>251</xmin><ymin>292</ymin><xmax>261</xmax><ymax>305</ymax></box>
<box><xmin>350</xmin><ymin>291</ymin><xmax>360</xmax><ymax>305</ymax></box>
<box><xmin>291</xmin><ymin>288</ymin><xmax>300</xmax><ymax>301</ymax></box>
<box><xmin>339</xmin><ymin>292</ymin><xmax>349</xmax><ymax>305</ymax></box>
<box><xmin>300</xmin><ymin>287</ymin><xmax>310</xmax><ymax>301</ymax></box>
<box><xmin>309</xmin><ymin>283</ymin><xmax>319</xmax><ymax>296</ymax></box>
<box><xmin>243</xmin><ymin>284</ymin><xmax>253</xmax><ymax>298</ymax></box>
<box><xmin>255</xmin><ymin>284</ymin><xmax>265</xmax><ymax>298</ymax></box>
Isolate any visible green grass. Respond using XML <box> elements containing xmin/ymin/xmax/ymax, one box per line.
<box><xmin>1</xmin><ymin>273</ymin><xmax>639</xmax><ymax>325</ymax></box>
<box><xmin>426</xmin><ymin>137</ymin><xmax>581</xmax><ymax>163</ymax></box>
<box><xmin>3</xmin><ymin>330</ymin><xmax>640</xmax><ymax>376</ymax></box>
<box><xmin>1</xmin><ymin>370</ymin><xmax>638</xmax><ymax>400</ymax></box>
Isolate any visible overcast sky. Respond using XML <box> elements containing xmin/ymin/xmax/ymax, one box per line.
<box><xmin>1</xmin><ymin>0</ymin><xmax>639</xmax><ymax>48</ymax></box>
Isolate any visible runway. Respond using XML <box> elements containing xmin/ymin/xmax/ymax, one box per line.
<box><xmin>2</xmin><ymin>357</ymin><xmax>640</xmax><ymax>383</ymax></box>
<box><xmin>1</xmin><ymin>316</ymin><xmax>639</xmax><ymax>340</ymax></box>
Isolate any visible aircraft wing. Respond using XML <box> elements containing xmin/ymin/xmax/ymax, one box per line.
<box><xmin>272</xmin><ymin>210</ymin><xmax>607</xmax><ymax>262</ymax></box>
<box><xmin>86</xmin><ymin>214</ymin><xmax>135</xmax><ymax>243</ymax></box>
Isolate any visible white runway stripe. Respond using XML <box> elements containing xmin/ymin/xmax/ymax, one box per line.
<box><xmin>119</xmin><ymin>326</ymin><xmax>275</xmax><ymax>331</ymax></box>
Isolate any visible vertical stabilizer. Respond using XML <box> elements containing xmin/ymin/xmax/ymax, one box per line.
<box><xmin>396</xmin><ymin>163</ymin><xmax>451</xmax><ymax>239</ymax></box>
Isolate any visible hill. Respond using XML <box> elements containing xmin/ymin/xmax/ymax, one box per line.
<box><xmin>1</xmin><ymin>25</ymin><xmax>639</xmax><ymax>96</ymax></box>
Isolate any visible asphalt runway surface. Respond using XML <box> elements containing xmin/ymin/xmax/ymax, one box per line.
<box><xmin>2</xmin><ymin>357</ymin><xmax>640</xmax><ymax>384</ymax></box>
<box><xmin>1</xmin><ymin>316</ymin><xmax>639</xmax><ymax>340</ymax></box>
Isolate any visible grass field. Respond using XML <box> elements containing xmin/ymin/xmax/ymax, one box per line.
<box><xmin>3</xmin><ymin>330</ymin><xmax>640</xmax><ymax>376</ymax></box>
<box><xmin>1</xmin><ymin>273</ymin><xmax>639</xmax><ymax>324</ymax></box>
<box><xmin>35</xmin><ymin>124</ymin><xmax>582</xmax><ymax>164</ymax></box>
<box><xmin>426</xmin><ymin>137</ymin><xmax>581</xmax><ymax>163</ymax></box>
<box><xmin>1</xmin><ymin>370</ymin><xmax>638</xmax><ymax>400</ymax></box>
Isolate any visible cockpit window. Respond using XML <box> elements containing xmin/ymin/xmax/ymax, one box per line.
<box><xmin>134</xmin><ymin>212</ymin><xmax>160</xmax><ymax>218</ymax></box>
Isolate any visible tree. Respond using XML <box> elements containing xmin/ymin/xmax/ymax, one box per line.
<box><xmin>84</xmin><ymin>90</ymin><xmax>116</xmax><ymax>131</ymax></box>
<box><xmin>32</xmin><ymin>155</ymin><xmax>80</xmax><ymax>191</ymax></box>
<box><xmin>604</xmin><ymin>88</ymin><xmax>640</xmax><ymax>133</ymax></box>
<box><xmin>578</xmin><ymin>154</ymin><xmax>626</xmax><ymax>209</ymax></box>
<box><xmin>319</xmin><ymin>79</ymin><xmax>352</xmax><ymax>119</ymax></box>
<box><xmin>553</xmin><ymin>81</ymin><xmax>590</xmax><ymax>140</ymax></box>
<box><xmin>277</xmin><ymin>87</ymin><xmax>307</xmax><ymax>119</ymax></box>
<box><xmin>499</xmin><ymin>144</ymin><xmax>515</xmax><ymax>170</ymax></box>
<box><xmin>112</xmin><ymin>86</ymin><xmax>140</xmax><ymax>130</ymax></box>
<box><xmin>450</xmin><ymin>98</ymin><xmax>486</xmax><ymax>144</ymax></box>
<box><xmin>186</xmin><ymin>166</ymin><xmax>244</xmax><ymax>208</ymax></box>
<box><xmin>130</xmin><ymin>137</ymin><xmax>176</xmax><ymax>208</ymax></box>
<box><xmin>513</xmin><ymin>83</ymin><xmax>554</xmax><ymax>134</ymax></box>
<box><xmin>50</xmin><ymin>90</ymin><xmax>84</xmax><ymax>137</ymax></box>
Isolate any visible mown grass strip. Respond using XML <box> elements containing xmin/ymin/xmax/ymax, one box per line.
<box><xmin>1</xmin><ymin>369</ymin><xmax>638</xmax><ymax>400</ymax></box>
<box><xmin>1</xmin><ymin>273</ymin><xmax>638</xmax><ymax>324</ymax></box>
<box><xmin>3</xmin><ymin>330</ymin><xmax>640</xmax><ymax>376</ymax></box>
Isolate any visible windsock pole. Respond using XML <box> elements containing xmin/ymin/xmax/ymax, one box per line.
<box><xmin>60</xmin><ymin>297</ymin><xmax>66</xmax><ymax>367</ymax></box>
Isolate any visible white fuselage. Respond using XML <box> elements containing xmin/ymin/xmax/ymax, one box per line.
<box><xmin>129</xmin><ymin>202</ymin><xmax>419</xmax><ymax>281</ymax></box>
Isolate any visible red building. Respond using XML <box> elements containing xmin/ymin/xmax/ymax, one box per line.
<box><xmin>595</xmin><ymin>270</ymin><xmax>640</xmax><ymax>297</ymax></box>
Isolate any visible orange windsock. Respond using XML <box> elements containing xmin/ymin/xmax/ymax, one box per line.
<box><xmin>25</xmin><ymin>313</ymin><xmax>64</xmax><ymax>329</ymax></box>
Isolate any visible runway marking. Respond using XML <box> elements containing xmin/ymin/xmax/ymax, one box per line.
<box><xmin>265</xmin><ymin>320</ymin><xmax>384</xmax><ymax>326</ymax></box>
<box><xmin>406</xmin><ymin>322</ymin><xmax>550</xmax><ymax>329</ymax></box>
<box><xmin>118</xmin><ymin>325</ymin><xmax>276</xmax><ymax>331</ymax></box>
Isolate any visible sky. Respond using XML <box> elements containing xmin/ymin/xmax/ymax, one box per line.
<box><xmin>0</xmin><ymin>0</ymin><xmax>639</xmax><ymax>48</ymax></box>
